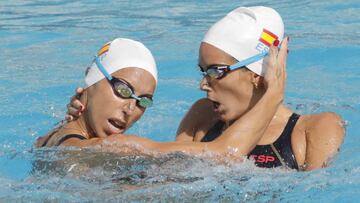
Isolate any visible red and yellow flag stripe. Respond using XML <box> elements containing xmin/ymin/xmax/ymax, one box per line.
<box><xmin>259</xmin><ymin>29</ymin><xmax>278</xmax><ymax>47</ymax></box>
<box><xmin>97</xmin><ymin>43</ymin><xmax>111</xmax><ymax>56</ymax></box>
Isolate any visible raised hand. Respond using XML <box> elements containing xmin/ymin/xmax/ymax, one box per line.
<box><xmin>263</xmin><ymin>36</ymin><xmax>289</xmax><ymax>98</ymax></box>
<box><xmin>65</xmin><ymin>87</ymin><xmax>85</xmax><ymax>121</ymax></box>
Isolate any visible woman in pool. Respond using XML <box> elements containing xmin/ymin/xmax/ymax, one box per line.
<box><xmin>36</xmin><ymin>38</ymin><xmax>158</xmax><ymax>147</ymax></box>
<box><xmin>36</xmin><ymin>35</ymin><xmax>283</xmax><ymax>154</ymax></box>
<box><xmin>67</xmin><ymin>7</ymin><xmax>344</xmax><ymax>170</ymax></box>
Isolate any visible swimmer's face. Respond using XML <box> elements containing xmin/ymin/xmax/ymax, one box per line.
<box><xmin>85</xmin><ymin>67</ymin><xmax>156</xmax><ymax>137</ymax></box>
<box><xmin>199</xmin><ymin>42</ymin><xmax>263</xmax><ymax>122</ymax></box>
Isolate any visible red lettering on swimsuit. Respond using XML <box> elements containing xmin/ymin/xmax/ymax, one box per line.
<box><xmin>265</xmin><ymin>156</ymin><xmax>275</xmax><ymax>163</ymax></box>
<box><xmin>257</xmin><ymin>155</ymin><xmax>266</xmax><ymax>163</ymax></box>
<box><xmin>251</xmin><ymin>155</ymin><xmax>276</xmax><ymax>163</ymax></box>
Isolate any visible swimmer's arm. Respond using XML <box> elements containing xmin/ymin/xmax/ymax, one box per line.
<box><xmin>60</xmin><ymin>88</ymin><xmax>281</xmax><ymax>155</ymax></box>
<box><xmin>212</xmin><ymin>89</ymin><xmax>283</xmax><ymax>155</ymax></box>
<box><xmin>58</xmin><ymin>135</ymin><xmax>221</xmax><ymax>155</ymax></box>
<box><xmin>55</xmin><ymin>134</ymin><xmax>208</xmax><ymax>153</ymax></box>
<box><xmin>100</xmin><ymin>87</ymin><xmax>283</xmax><ymax>156</ymax></box>
<box><xmin>58</xmin><ymin>94</ymin><xmax>278</xmax><ymax>155</ymax></box>
<box><xmin>110</xmin><ymin>90</ymin><xmax>281</xmax><ymax>155</ymax></box>
<box><xmin>303</xmin><ymin>112</ymin><xmax>345</xmax><ymax>171</ymax></box>
<box><xmin>161</xmin><ymin>89</ymin><xmax>283</xmax><ymax>155</ymax></box>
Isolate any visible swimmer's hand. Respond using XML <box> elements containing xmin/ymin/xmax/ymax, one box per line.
<box><xmin>263</xmin><ymin>36</ymin><xmax>289</xmax><ymax>98</ymax></box>
<box><xmin>65</xmin><ymin>87</ymin><xmax>85</xmax><ymax>121</ymax></box>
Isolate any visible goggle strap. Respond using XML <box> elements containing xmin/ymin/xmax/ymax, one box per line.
<box><xmin>95</xmin><ymin>56</ymin><xmax>113</xmax><ymax>81</ymax></box>
<box><xmin>228</xmin><ymin>51</ymin><xmax>268</xmax><ymax>71</ymax></box>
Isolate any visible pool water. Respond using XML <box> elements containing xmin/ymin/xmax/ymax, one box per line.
<box><xmin>0</xmin><ymin>0</ymin><xmax>359</xmax><ymax>202</ymax></box>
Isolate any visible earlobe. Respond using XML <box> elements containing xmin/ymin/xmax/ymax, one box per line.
<box><xmin>251</xmin><ymin>72</ymin><xmax>262</xmax><ymax>89</ymax></box>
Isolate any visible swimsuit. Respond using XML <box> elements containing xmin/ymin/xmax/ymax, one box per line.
<box><xmin>55</xmin><ymin>134</ymin><xmax>87</xmax><ymax>146</ymax></box>
<box><xmin>201</xmin><ymin>113</ymin><xmax>300</xmax><ymax>170</ymax></box>
<box><xmin>37</xmin><ymin>131</ymin><xmax>86</xmax><ymax>147</ymax></box>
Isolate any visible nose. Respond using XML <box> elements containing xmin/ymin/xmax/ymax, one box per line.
<box><xmin>123</xmin><ymin>98</ymin><xmax>136</xmax><ymax>115</ymax></box>
<box><xmin>200</xmin><ymin>76</ymin><xmax>211</xmax><ymax>91</ymax></box>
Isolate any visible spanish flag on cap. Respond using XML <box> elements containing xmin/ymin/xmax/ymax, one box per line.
<box><xmin>97</xmin><ymin>42</ymin><xmax>111</xmax><ymax>56</ymax></box>
<box><xmin>259</xmin><ymin>29</ymin><xmax>279</xmax><ymax>47</ymax></box>
<box><xmin>85</xmin><ymin>38</ymin><xmax>158</xmax><ymax>88</ymax></box>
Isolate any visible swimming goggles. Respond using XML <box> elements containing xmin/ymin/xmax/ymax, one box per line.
<box><xmin>199</xmin><ymin>51</ymin><xmax>268</xmax><ymax>79</ymax></box>
<box><xmin>95</xmin><ymin>57</ymin><xmax>153</xmax><ymax>108</ymax></box>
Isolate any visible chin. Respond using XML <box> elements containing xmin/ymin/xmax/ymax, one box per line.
<box><xmin>218</xmin><ymin>113</ymin><xmax>231</xmax><ymax>122</ymax></box>
<box><xmin>221</xmin><ymin>112</ymin><xmax>244</xmax><ymax>123</ymax></box>
<box><xmin>96</xmin><ymin>130</ymin><xmax>109</xmax><ymax>138</ymax></box>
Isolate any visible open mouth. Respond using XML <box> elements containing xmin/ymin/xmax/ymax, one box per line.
<box><xmin>208</xmin><ymin>98</ymin><xmax>220</xmax><ymax>111</ymax></box>
<box><xmin>213</xmin><ymin>101</ymin><xmax>220</xmax><ymax>109</ymax></box>
<box><xmin>108</xmin><ymin>118</ymin><xmax>126</xmax><ymax>134</ymax></box>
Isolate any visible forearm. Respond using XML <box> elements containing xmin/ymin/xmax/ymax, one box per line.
<box><xmin>144</xmin><ymin>90</ymin><xmax>283</xmax><ymax>157</ymax></box>
<box><xmin>62</xmin><ymin>134</ymin><xmax>236</xmax><ymax>157</ymax></box>
<box><xmin>216</xmin><ymin>89</ymin><xmax>282</xmax><ymax>155</ymax></box>
<box><xmin>114</xmin><ymin>135</ymin><xmax>217</xmax><ymax>155</ymax></box>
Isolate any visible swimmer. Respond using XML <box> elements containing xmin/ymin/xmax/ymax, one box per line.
<box><xmin>67</xmin><ymin>7</ymin><xmax>344</xmax><ymax>171</ymax></box>
<box><xmin>36</xmin><ymin>38</ymin><xmax>158</xmax><ymax>147</ymax></box>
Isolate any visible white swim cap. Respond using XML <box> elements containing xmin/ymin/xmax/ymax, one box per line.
<box><xmin>202</xmin><ymin>6</ymin><xmax>284</xmax><ymax>76</ymax></box>
<box><xmin>85</xmin><ymin>38</ymin><xmax>157</xmax><ymax>88</ymax></box>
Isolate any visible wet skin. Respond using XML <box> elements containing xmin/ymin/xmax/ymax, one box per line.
<box><xmin>62</xmin><ymin>40</ymin><xmax>288</xmax><ymax>159</ymax></box>
<box><xmin>84</xmin><ymin>67</ymin><xmax>156</xmax><ymax>138</ymax></box>
<box><xmin>176</xmin><ymin>41</ymin><xmax>344</xmax><ymax>170</ymax></box>
<box><xmin>36</xmin><ymin>67</ymin><xmax>156</xmax><ymax>147</ymax></box>
<box><xmin>64</xmin><ymin>38</ymin><xmax>344</xmax><ymax>170</ymax></box>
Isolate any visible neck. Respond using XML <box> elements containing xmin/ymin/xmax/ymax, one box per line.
<box><xmin>268</xmin><ymin>104</ymin><xmax>293</xmax><ymax>126</ymax></box>
<box><xmin>71</xmin><ymin>115</ymin><xmax>92</xmax><ymax>139</ymax></box>
<box><xmin>227</xmin><ymin>104</ymin><xmax>292</xmax><ymax>128</ymax></box>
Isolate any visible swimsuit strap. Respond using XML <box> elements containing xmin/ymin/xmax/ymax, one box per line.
<box><xmin>56</xmin><ymin>134</ymin><xmax>87</xmax><ymax>146</ymax></box>
<box><xmin>276</xmin><ymin>113</ymin><xmax>300</xmax><ymax>142</ymax></box>
<box><xmin>272</xmin><ymin>113</ymin><xmax>301</xmax><ymax>169</ymax></box>
<box><xmin>37</xmin><ymin>124</ymin><xmax>64</xmax><ymax>147</ymax></box>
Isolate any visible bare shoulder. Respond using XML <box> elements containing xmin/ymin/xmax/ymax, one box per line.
<box><xmin>36</xmin><ymin>122</ymin><xmax>88</xmax><ymax>147</ymax></box>
<box><xmin>297</xmin><ymin>112</ymin><xmax>345</xmax><ymax>170</ymax></box>
<box><xmin>35</xmin><ymin>126</ymin><xmax>63</xmax><ymax>147</ymax></box>
<box><xmin>176</xmin><ymin>98</ymin><xmax>218</xmax><ymax>141</ymax></box>
<box><xmin>304</xmin><ymin>112</ymin><xmax>344</xmax><ymax>138</ymax></box>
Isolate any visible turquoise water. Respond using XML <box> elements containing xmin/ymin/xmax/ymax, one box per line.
<box><xmin>0</xmin><ymin>0</ymin><xmax>359</xmax><ymax>202</ymax></box>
